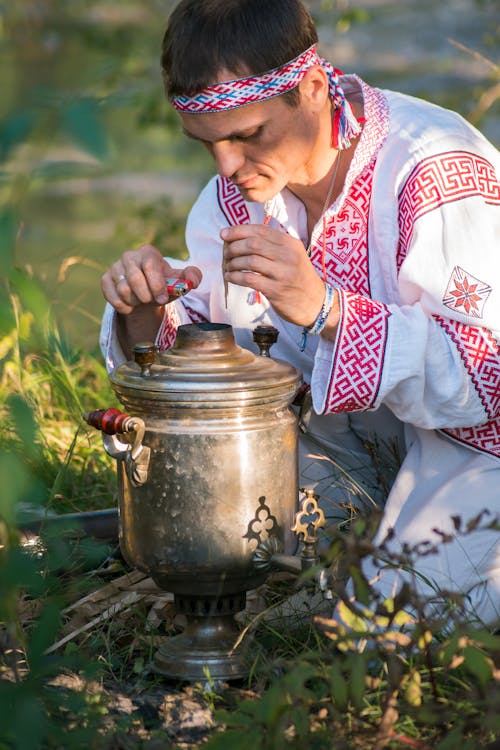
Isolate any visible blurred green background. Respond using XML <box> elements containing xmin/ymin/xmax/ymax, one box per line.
<box><xmin>2</xmin><ymin>0</ymin><xmax>499</xmax><ymax>352</ymax></box>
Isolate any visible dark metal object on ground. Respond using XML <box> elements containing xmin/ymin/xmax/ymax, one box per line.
<box><xmin>18</xmin><ymin>508</ymin><xmax>119</xmax><ymax>543</ymax></box>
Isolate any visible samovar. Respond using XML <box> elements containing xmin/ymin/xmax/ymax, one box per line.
<box><xmin>85</xmin><ymin>322</ymin><xmax>306</xmax><ymax>681</ymax></box>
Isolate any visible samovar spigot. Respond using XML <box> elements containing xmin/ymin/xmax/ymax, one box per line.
<box><xmin>253</xmin><ymin>488</ymin><xmax>326</xmax><ymax>579</ymax></box>
<box><xmin>292</xmin><ymin>488</ymin><xmax>326</xmax><ymax>573</ymax></box>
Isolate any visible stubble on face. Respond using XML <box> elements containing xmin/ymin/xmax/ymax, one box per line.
<box><xmin>180</xmin><ymin>95</ymin><xmax>320</xmax><ymax>203</ymax></box>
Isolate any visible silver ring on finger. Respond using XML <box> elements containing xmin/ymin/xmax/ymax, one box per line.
<box><xmin>114</xmin><ymin>274</ymin><xmax>127</xmax><ymax>286</ymax></box>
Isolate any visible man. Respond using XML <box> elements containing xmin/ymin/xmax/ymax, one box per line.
<box><xmin>100</xmin><ymin>0</ymin><xmax>500</xmax><ymax>626</ymax></box>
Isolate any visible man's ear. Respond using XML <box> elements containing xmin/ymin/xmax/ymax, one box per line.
<box><xmin>299</xmin><ymin>65</ymin><xmax>330</xmax><ymax>112</ymax></box>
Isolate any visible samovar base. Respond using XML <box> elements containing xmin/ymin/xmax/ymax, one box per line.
<box><xmin>153</xmin><ymin>592</ymin><xmax>250</xmax><ymax>682</ymax></box>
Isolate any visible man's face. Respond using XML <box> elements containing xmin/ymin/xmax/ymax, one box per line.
<box><xmin>180</xmin><ymin>90</ymin><xmax>320</xmax><ymax>203</ymax></box>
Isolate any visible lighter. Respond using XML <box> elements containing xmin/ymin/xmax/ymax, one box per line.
<box><xmin>165</xmin><ymin>278</ymin><xmax>193</xmax><ymax>297</ymax></box>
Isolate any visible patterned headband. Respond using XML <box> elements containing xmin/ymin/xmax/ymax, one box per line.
<box><xmin>170</xmin><ymin>45</ymin><xmax>362</xmax><ymax>150</ymax></box>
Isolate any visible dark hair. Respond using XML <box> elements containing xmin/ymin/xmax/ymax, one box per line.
<box><xmin>161</xmin><ymin>0</ymin><xmax>318</xmax><ymax>104</ymax></box>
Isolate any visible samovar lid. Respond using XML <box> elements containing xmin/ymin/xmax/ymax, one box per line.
<box><xmin>110</xmin><ymin>323</ymin><xmax>302</xmax><ymax>406</ymax></box>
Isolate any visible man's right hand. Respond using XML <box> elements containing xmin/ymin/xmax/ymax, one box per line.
<box><xmin>101</xmin><ymin>244</ymin><xmax>202</xmax><ymax>314</ymax></box>
<box><xmin>101</xmin><ymin>244</ymin><xmax>202</xmax><ymax>358</ymax></box>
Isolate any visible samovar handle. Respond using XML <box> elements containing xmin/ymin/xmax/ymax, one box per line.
<box><xmin>83</xmin><ymin>408</ymin><xmax>150</xmax><ymax>487</ymax></box>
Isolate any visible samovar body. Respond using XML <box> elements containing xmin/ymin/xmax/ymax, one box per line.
<box><xmin>118</xmin><ymin>402</ymin><xmax>298</xmax><ymax>596</ymax></box>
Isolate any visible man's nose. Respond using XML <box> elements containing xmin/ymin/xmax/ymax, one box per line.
<box><xmin>211</xmin><ymin>141</ymin><xmax>245</xmax><ymax>179</ymax></box>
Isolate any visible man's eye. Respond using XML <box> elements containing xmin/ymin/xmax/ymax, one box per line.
<box><xmin>235</xmin><ymin>128</ymin><xmax>262</xmax><ymax>142</ymax></box>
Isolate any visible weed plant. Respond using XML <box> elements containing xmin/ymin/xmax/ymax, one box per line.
<box><xmin>202</xmin><ymin>515</ymin><xmax>500</xmax><ymax>750</ymax></box>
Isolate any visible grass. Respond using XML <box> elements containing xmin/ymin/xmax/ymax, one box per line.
<box><xmin>0</xmin><ymin>296</ymin><xmax>116</xmax><ymax>515</ymax></box>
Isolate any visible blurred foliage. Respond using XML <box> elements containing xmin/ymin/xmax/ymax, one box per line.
<box><xmin>0</xmin><ymin>0</ymin><xmax>206</xmax><ymax>350</ymax></box>
<box><xmin>0</xmin><ymin>4</ymin><xmax>124</xmax><ymax>747</ymax></box>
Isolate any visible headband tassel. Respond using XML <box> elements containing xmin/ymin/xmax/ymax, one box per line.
<box><xmin>323</xmin><ymin>64</ymin><xmax>363</xmax><ymax>150</ymax></box>
<box><xmin>332</xmin><ymin>99</ymin><xmax>362</xmax><ymax>150</ymax></box>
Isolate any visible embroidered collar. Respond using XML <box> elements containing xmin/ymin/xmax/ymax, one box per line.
<box><xmin>327</xmin><ymin>76</ymin><xmax>390</xmax><ymax>214</ymax></box>
<box><xmin>264</xmin><ymin>77</ymin><xmax>389</xmax><ymax>230</ymax></box>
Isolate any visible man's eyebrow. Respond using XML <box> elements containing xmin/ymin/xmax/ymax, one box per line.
<box><xmin>182</xmin><ymin>128</ymin><xmax>204</xmax><ymax>141</ymax></box>
<box><xmin>181</xmin><ymin>124</ymin><xmax>263</xmax><ymax>143</ymax></box>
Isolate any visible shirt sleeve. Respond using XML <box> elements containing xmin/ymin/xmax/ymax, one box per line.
<box><xmin>99</xmin><ymin>295</ymin><xmax>208</xmax><ymax>372</ymax></box>
<box><xmin>311</xmin><ymin>151</ymin><xmax>500</xmax><ymax>437</ymax></box>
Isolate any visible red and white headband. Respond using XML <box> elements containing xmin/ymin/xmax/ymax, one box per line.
<box><xmin>170</xmin><ymin>45</ymin><xmax>361</xmax><ymax>150</ymax></box>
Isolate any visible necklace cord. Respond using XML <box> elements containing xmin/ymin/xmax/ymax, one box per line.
<box><xmin>262</xmin><ymin>151</ymin><xmax>342</xmax><ymax>349</ymax></box>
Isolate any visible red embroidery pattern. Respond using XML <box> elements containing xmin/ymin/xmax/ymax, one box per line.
<box><xmin>435</xmin><ymin>317</ymin><xmax>500</xmax><ymax>419</ymax></box>
<box><xmin>397</xmin><ymin>151</ymin><xmax>500</xmax><ymax>270</ymax></box>
<box><xmin>156</xmin><ymin>304</ymin><xmax>209</xmax><ymax>352</ymax></box>
<box><xmin>443</xmin><ymin>422</ymin><xmax>500</xmax><ymax>459</ymax></box>
<box><xmin>435</xmin><ymin>316</ymin><xmax>500</xmax><ymax>458</ymax></box>
<box><xmin>325</xmin><ymin>291</ymin><xmax>390</xmax><ymax>413</ymax></box>
<box><xmin>348</xmin><ymin>82</ymin><xmax>389</xmax><ymax>177</ymax></box>
<box><xmin>217</xmin><ymin>177</ymin><xmax>250</xmax><ymax>226</ymax></box>
<box><xmin>443</xmin><ymin>265</ymin><xmax>492</xmax><ymax>318</ymax></box>
<box><xmin>171</xmin><ymin>47</ymin><xmax>325</xmax><ymax>113</ymax></box>
<box><xmin>156</xmin><ymin>304</ymin><xmax>181</xmax><ymax>351</ymax></box>
<box><xmin>310</xmin><ymin>167</ymin><xmax>373</xmax><ymax>295</ymax></box>
<box><xmin>184</xmin><ymin>305</ymin><xmax>209</xmax><ymax>324</ymax></box>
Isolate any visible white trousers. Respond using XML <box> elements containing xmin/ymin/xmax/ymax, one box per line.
<box><xmin>299</xmin><ymin>407</ymin><xmax>500</xmax><ymax>628</ymax></box>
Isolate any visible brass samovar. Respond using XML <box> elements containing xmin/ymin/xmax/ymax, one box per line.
<box><xmin>85</xmin><ymin>322</ymin><xmax>308</xmax><ymax>681</ymax></box>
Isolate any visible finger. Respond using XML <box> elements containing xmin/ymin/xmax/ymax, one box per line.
<box><xmin>152</xmin><ymin>264</ymin><xmax>202</xmax><ymax>303</ymax></box>
<box><xmin>224</xmin><ymin>269</ymin><xmax>270</xmax><ymax>297</ymax></box>
<box><xmin>223</xmin><ymin>237</ymin><xmax>278</xmax><ymax>265</ymax></box>
<box><xmin>121</xmin><ymin>247</ymin><xmax>164</xmax><ymax>304</ymax></box>
<box><xmin>220</xmin><ymin>223</ymin><xmax>283</xmax><ymax>245</ymax></box>
<box><xmin>178</xmin><ymin>265</ymin><xmax>203</xmax><ymax>289</ymax></box>
<box><xmin>224</xmin><ymin>252</ymin><xmax>276</xmax><ymax>278</ymax></box>
<box><xmin>101</xmin><ymin>274</ymin><xmax>136</xmax><ymax>314</ymax></box>
<box><xmin>129</xmin><ymin>248</ymin><xmax>202</xmax><ymax>304</ymax></box>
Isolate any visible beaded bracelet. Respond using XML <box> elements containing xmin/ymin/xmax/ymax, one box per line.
<box><xmin>299</xmin><ymin>283</ymin><xmax>336</xmax><ymax>352</ymax></box>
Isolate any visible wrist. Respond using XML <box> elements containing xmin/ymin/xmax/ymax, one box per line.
<box><xmin>117</xmin><ymin>304</ymin><xmax>165</xmax><ymax>359</ymax></box>
<box><xmin>318</xmin><ymin>299</ymin><xmax>340</xmax><ymax>341</ymax></box>
<box><xmin>299</xmin><ymin>284</ymin><xmax>337</xmax><ymax>351</ymax></box>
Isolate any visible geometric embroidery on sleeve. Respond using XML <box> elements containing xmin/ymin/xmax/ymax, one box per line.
<box><xmin>325</xmin><ymin>290</ymin><xmax>391</xmax><ymax>413</ymax></box>
<box><xmin>156</xmin><ymin>303</ymin><xmax>181</xmax><ymax>351</ymax></box>
<box><xmin>443</xmin><ymin>265</ymin><xmax>492</xmax><ymax>318</ymax></box>
<box><xmin>435</xmin><ymin>316</ymin><xmax>500</xmax><ymax>420</ymax></box>
<box><xmin>442</xmin><ymin>420</ymin><xmax>500</xmax><ymax>460</ymax></box>
<box><xmin>397</xmin><ymin>151</ymin><xmax>500</xmax><ymax>270</ymax></box>
<box><xmin>436</xmin><ymin>315</ymin><xmax>500</xmax><ymax>459</ymax></box>
<box><xmin>217</xmin><ymin>176</ymin><xmax>251</xmax><ymax>226</ymax></box>
<box><xmin>183</xmin><ymin>304</ymin><xmax>209</xmax><ymax>324</ymax></box>
<box><xmin>156</xmin><ymin>303</ymin><xmax>209</xmax><ymax>351</ymax></box>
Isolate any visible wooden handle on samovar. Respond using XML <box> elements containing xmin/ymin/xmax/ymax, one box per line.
<box><xmin>83</xmin><ymin>408</ymin><xmax>137</xmax><ymax>435</ymax></box>
<box><xmin>253</xmin><ymin>325</ymin><xmax>279</xmax><ymax>357</ymax></box>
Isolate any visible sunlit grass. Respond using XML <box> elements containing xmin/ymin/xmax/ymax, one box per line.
<box><xmin>0</xmin><ymin>292</ymin><xmax>117</xmax><ymax>515</ymax></box>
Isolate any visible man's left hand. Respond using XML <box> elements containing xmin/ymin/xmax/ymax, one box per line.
<box><xmin>221</xmin><ymin>223</ymin><xmax>334</xmax><ymax>329</ymax></box>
